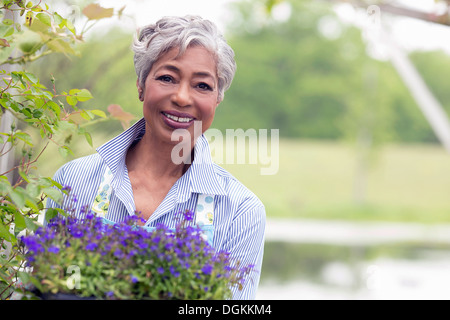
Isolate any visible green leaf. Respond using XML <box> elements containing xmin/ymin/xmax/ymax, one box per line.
<box><xmin>46</xmin><ymin>100</ymin><xmax>60</xmax><ymax>117</ymax></box>
<box><xmin>53</xmin><ymin>12</ymin><xmax>63</xmax><ymax>27</ymax></box>
<box><xmin>80</xmin><ymin>110</ymin><xmax>92</xmax><ymax>120</ymax></box>
<box><xmin>0</xmin><ymin>220</ymin><xmax>11</xmax><ymax>242</ymax></box>
<box><xmin>28</xmin><ymin>275</ymin><xmax>43</xmax><ymax>292</ymax></box>
<box><xmin>58</xmin><ymin>145</ymin><xmax>73</xmax><ymax>158</ymax></box>
<box><xmin>38</xmin><ymin>177</ymin><xmax>54</xmax><ymax>188</ymax></box>
<box><xmin>14</xmin><ymin>132</ymin><xmax>33</xmax><ymax>146</ymax></box>
<box><xmin>14</xmin><ymin>211</ymin><xmax>26</xmax><ymax>230</ymax></box>
<box><xmin>26</xmin><ymin>182</ymin><xmax>40</xmax><ymax>198</ymax></box>
<box><xmin>47</xmin><ymin>38</ymin><xmax>76</xmax><ymax>55</ymax></box>
<box><xmin>36</xmin><ymin>13</ymin><xmax>51</xmax><ymax>26</ymax></box>
<box><xmin>25</xmin><ymin>198</ymin><xmax>40</xmax><ymax>212</ymax></box>
<box><xmin>42</xmin><ymin>187</ymin><xmax>62</xmax><ymax>204</ymax></box>
<box><xmin>18</xmin><ymin>170</ymin><xmax>30</xmax><ymax>183</ymax></box>
<box><xmin>0</xmin><ymin>176</ymin><xmax>11</xmax><ymax>194</ymax></box>
<box><xmin>68</xmin><ymin>89</ymin><xmax>80</xmax><ymax>95</ymax></box>
<box><xmin>66</xmin><ymin>95</ymin><xmax>77</xmax><ymax>106</ymax></box>
<box><xmin>44</xmin><ymin>208</ymin><xmax>58</xmax><ymax>222</ymax></box>
<box><xmin>32</xmin><ymin>109</ymin><xmax>43</xmax><ymax>118</ymax></box>
<box><xmin>24</xmin><ymin>216</ymin><xmax>39</xmax><ymax>231</ymax></box>
<box><xmin>10</xmin><ymin>189</ymin><xmax>25</xmax><ymax>208</ymax></box>
<box><xmin>90</xmin><ymin>109</ymin><xmax>106</xmax><ymax>118</ymax></box>
<box><xmin>18</xmin><ymin>271</ymin><xmax>31</xmax><ymax>287</ymax></box>
<box><xmin>51</xmin><ymin>179</ymin><xmax>64</xmax><ymax>191</ymax></box>
<box><xmin>75</xmin><ymin>88</ymin><xmax>93</xmax><ymax>102</ymax></box>
<box><xmin>84</xmin><ymin>132</ymin><xmax>93</xmax><ymax>147</ymax></box>
<box><xmin>65</xmin><ymin>19</ymin><xmax>75</xmax><ymax>35</ymax></box>
<box><xmin>23</xmin><ymin>72</ymin><xmax>38</xmax><ymax>84</ymax></box>
<box><xmin>3</xmin><ymin>26</ymin><xmax>14</xmax><ymax>37</ymax></box>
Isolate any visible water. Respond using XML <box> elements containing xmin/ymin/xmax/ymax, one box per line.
<box><xmin>256</xmin><ymin>219</ymin><xmax>450</xmax><ymax>300</ymax></box>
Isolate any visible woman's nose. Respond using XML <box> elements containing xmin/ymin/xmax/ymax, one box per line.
<box><xmin>172</xmin><ymin>82</ymin><xmax>192</xmax><ymax>107</ymax></box>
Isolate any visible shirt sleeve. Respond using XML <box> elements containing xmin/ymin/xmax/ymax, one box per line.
<box><xmin>226</xmin><ymin>203</ymin><xmax>266</xmax><ymax>300</ymax></box>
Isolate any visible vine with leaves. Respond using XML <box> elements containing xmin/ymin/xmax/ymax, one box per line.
<box><xmin>0</xmin><ymin>0</ymin><xmax>125</xmax><ymax>299</ymax></box>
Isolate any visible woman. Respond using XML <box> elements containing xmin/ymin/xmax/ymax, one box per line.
<box><xmin>47</xmin><ymin>15</ymin><xmax>265</xmax><ymax>300</ymax></box>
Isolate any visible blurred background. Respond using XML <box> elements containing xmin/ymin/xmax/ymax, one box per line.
<box><xmin>30</xmin><ymin>0</ymin><xmax>450</xmax><ymax>299</ymax></box>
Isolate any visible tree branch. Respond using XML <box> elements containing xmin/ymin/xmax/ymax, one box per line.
<box><xmin>332</xmin><ymin>0</ymin><xmax>450</xmax><ymax>27</ymax></box>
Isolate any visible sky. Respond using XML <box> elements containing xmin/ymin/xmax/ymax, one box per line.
<box><xmin>96</xmin><ymin>0</ymin><xmax>236</xmax><ymax>33</ymax></box>
<box><xmin>334</xmin><ymin>0</ymin><xmax>450</xmax><ymax>55</ymax></box>
<box><xmin>91</xmin><ymin>0</ymin><xmax>450</xmax><ymax>55</ymax></box>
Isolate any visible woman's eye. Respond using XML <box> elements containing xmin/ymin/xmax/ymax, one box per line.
<box><xmin>156</xmin><ymin>75</ymin><xmax>173</xmax><ymax>83</ymax></box>
<box><xmin>197</xmin><ymin>82</ymin><xmax>212</xmax><ymax>91</ymax></box>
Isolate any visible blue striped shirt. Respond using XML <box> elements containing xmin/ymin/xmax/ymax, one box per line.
<box><xmin>46</xmin><ymin>117</ymin><xmax>266</xmax><ymax>300</ymax></box>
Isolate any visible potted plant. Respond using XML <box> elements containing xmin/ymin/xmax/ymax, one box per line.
<box><xmin>19</xmin><ymin>209</ymin><xmax>254</xmax><ymax>300</ymax></box>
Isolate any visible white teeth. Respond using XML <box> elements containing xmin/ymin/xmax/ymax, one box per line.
<box><xmin>163</xmin><ymin>112</ymin><xmax>193</xmax><ymax>123</ymax></box>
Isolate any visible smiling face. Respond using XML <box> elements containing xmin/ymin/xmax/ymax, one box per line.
<box><xmin>138</xmin><ymin>45</ymin><xmax>220</xmax><ymax>146</ymax></box>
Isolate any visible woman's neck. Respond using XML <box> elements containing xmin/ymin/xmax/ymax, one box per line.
<box><xmin>125</xmin><ymin>129</ymin><xmax>192</xmax><ymax>179</ymax></box>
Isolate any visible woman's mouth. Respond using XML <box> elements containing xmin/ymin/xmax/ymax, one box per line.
<box><xmin>162</xmin><ymin>111</ymin><xmax>194</xmax><ymax>123</ymax></box>
<box><xmin>161</xmin><ymin>111</ymin><xmax>195</xmax><ymax>129</ymax></box>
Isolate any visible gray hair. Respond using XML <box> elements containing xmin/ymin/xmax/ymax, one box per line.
<box><xmin>132</xmin><ymin>15</ymin><xmax>236</xmax><ymax>102</ymax></box>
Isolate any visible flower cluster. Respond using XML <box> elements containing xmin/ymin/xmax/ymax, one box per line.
<box><xmin>20</xmin><ymin>210</ymin><xmax>254</xmax><ymax>300</ymax></box>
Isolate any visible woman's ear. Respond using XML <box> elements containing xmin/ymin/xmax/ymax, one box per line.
<box><xmin>136</xmin><ymin>79</ymin><xmax>144</xmax><ymax>101</ymax></box>
<box><xmin>215</xmin><ymin>96</ymin><xmax>222</xmax><ymax>108</ymax></box>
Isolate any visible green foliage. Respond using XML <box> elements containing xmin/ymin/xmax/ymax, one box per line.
<box><xmin>29</xmin><ymin>28</ymin><xmax>139</xmax><ymax>141</ymax></box>
<box><xmin>28</xmin><ymin>0</ymin><xmax>446</xmax><ymax>148</ymax></box>
<box><xmin>215</xmin><ymin>0</ymin><xmax>440</xmax><ymax>145</ymax></box>
<box><xmin>0</xmin><ymin>1</ymin><xmax>120</xmax><ymax>299</ymax></box>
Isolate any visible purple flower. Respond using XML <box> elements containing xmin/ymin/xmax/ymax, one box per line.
<box><xmin>170</xmin><ymin>266</ymin><xmax>180</xmax><ymax>278</ymax></box>
<box><xmin>21</xmin><ymin>206</ymin><xmax>249</xmax><ymax>300</ymax></box>
<box><xmin>48</xmin><ymin>245</ymin><xmax>59</xmax><ymax>254</ymax></box>
<box><xmin>201</xmin><ymin>264</ymin><xmax>213</xmax><ymax>275</ymax></box>
<box><xmin>70</xmin><ymin>227</ymin><xmax>84</xmax><ymax>238</ymax></box>
<box><xmin>85</xmin><ymin>211</ymin><xmax>94</xmax><ymax>220</ymax></box>
<box><xmin>114</xmin><ymin>248</ymin><xmax>123</xmax><ymax>258</ymax></box>
<box><xmin>183</xmin><ymin>210</ymin><xmax>194</xmax><ymax>221</ymax></box>
<box><xmin>137</xmin><ymin>240</ymin><xmax>148</xmax><ymax>249</ymax></box>
<box><xmin>127</xmin><ymin>249</ymin><xmax>138</xmax><ymax>258</ymax></box>
<box><xmin>44</xmin><ymin>231</ymin><xmax>55</xmax><ymax>241</ymax></box>
<box><xmin>85</xmin><ymin>242</ymin><xmax>98</xmax><ymax>251</ymax></box>
<box><xmin>21</xmin><ymin>236</ymin><xmax>44</xmax><ymax>255</ymax></box>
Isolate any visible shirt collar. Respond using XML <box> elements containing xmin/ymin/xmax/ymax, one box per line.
<box><xmin>96</xmin><ymin>117</ymin><xmax>226</xmax><ymax>202</ymax></box>
<box><xmin>96</xmin><ymin>117</ymin><xmax>146</xmax><ymax>176</ymax></box>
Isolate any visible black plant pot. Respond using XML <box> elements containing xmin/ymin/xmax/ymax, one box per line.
<box><xmin>31</xmin><ymin>288</ymin><xmax>96</xmax><ymax>300</ymax></box>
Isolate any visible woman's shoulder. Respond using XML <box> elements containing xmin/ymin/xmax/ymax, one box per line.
<box><xmin>52</xmin><ymin>153</ymin><xmax>105</xmax><ymax>184</ymax></box>
<box><xmin>56</xmin><ymin>153</ymin><xmax>103</xmax><ymax>174</ymax></box>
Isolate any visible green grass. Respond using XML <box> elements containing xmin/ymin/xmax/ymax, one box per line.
<box><xmin>37</xmin><ymin>135</ymin><xmax>450</xmax><ymax>224</ymax></box>
<box><xmin>220</xmin><ymin>139</ymin><xmax>450</xmax><ymax>224</ymax></box>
